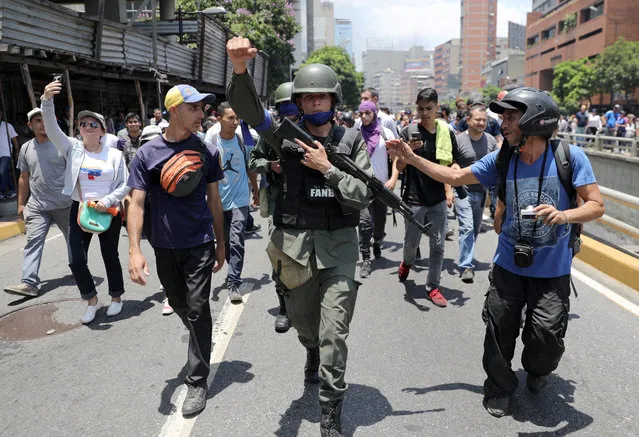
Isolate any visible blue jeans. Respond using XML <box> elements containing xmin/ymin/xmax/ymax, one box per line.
<box><xmin>223</xmin><ymin>206</ymin><xmax>249</xmax><ymax>287</ymax></box>
<box><xmin>402</xmin><ymin>200</ymin><xmax>447</xmax><ymax>289</ymax></box>
<box><xmin>0</xmin><ymin>156</ymin><xmax>13</xmax><ymax>193</ymax></box>
<box><xmin>456</xmin><ymin>190</ymin><xmax>485</xmax><ymax>269</ymax></box>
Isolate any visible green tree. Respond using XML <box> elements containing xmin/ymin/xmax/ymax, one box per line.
<box><xmin>177</xmin><ymin>0</ymin><xmax>300</xmax><ymax>95</ymax></box>
<box><xmin>552</xmin><ymin>58</ymin><xmax>596</xmax><ymax>113</ymax></box>
<box><xmin>481</xmin><ymin>85</ymin><xmax>502</xmax><ymax>104</ymax></box>
<box><xmin>301</xmin><ymin>46</ymin><xmax>364</xmax><ymax>110</ymax></box>
<box><xmin>593</xmin><ymin>38</ymin><xmax>639</xmax><ymax>103</ymax></box>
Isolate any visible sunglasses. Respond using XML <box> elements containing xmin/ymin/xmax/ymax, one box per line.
<box><xmin>79</xmin><ymin>121</ymin><xmax>101</xmax><ymax>129</ymax></box>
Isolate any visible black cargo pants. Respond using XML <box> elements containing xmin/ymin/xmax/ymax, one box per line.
<box><xmin>482</xmin><ymin>264</ymin><xmax>571</xmax><ymax>398</ymax></box>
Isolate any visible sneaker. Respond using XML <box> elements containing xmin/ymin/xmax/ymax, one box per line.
<box><xmin>359</xmin><ymin>259</ymin><xmax>372</xmax><ymax>278</ymax></box>
<box><xmin>244</xmin><ymin>223</ymin><xmax>262</xmax><ymax>235</ymax></box>
<box><xmin>526</xmin><ymin>373</ymin><xmax>548</xmax><ymax>393</ymax></box>
<box><xmin>6</xmin><ymin>190</ymin><xmax>16</xmax><ymax>199</ymax></box>
<box><xmin>81</xmin><ymin>301</ymin><xmax>99</xmax><ymax>324</ymax></box>
<box><xmin>4</xmin><ymin>283</ymin><xmax>38</xmax><ymax>297</ymax></box>
<box><xmin>372</xmin><ymin>242</ymin><xmax>382</xmax><ymax>259</ymax></box>
<box><xmin>445</xmin><ymin>228</ymin><xmax>454</xmax><ymax>241</ymax></box>
<box><xmin>426</xmin><ymin>287</ymin><xmax>448</xmax><ymax>307</ymax></box>
<box><xmin>228</xmin><ymin>285</ymin><xmax>243</xmax><ymax>303</ymax></box>
<box><xmin>484</xmin><ymin>396</ymin><xmax>510</xmax><ymax>418</ymax></box>
<box><xmin>0</xmin><ymin>193</ymin><xmax>5</xmax><ymax>201</ymax></box>
<box><xmin>398</xmin><ymin>262</ymin><xmax>411</xmax><ymax>283</ymax></box>
<box><xmin>162</xmin><ymin>298</ymin><xmax>174</xmax><ymax>316</ymax></box>
<box><xmin>461</xmin><ymin>268</ymin><xmax>475</xmax><ymax>284</ymax></box>
<box><xmin>106</xmin><ymin>300</ymin><xmax>123</xmax><ymax>317</ymax></box>
<box><xmin>182</xmin><ymin>383</ymin><xmax>207</xmax><ymax>417</ymax></box>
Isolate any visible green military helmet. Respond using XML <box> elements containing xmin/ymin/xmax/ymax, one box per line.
<box><xmin>292</xmin><ymin>63</ymin><xmax>343</xmax><ymax>103</ymax></box>
<box><xmin>274</xmin><ymin>82</ymin><xmax>294</xmax><ymax>104</ymax></box>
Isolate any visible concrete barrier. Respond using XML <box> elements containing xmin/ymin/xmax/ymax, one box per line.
<box><xmin>577</xmin><ymin>235</ymin><xmax>639</xmax><ymax>291</ymax></box>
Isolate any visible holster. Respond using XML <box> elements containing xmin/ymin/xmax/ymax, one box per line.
<box><xmin>266</xmin><ymin>241</ymin><xmax>313</xmax><ymax>290</ymax></box>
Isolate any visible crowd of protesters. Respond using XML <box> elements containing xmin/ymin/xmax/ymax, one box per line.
<box><xmin>1</xmin><ymin>56</ymin><xmax>605</xmax><ymax>434</ymax></box>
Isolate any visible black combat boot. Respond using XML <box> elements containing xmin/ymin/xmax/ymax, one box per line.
<box><xmin>320</xmin><ymin>400</ymin><xmax>343</xmax><ymax>437</ymax></box>
<box><xmin>274</xmin><ymin>291</ymin><xmax>291</xmax><ymax>333</ymax></box>
<box><xmin>304</xmin><ymin>347</ymin><xmax>320</xmax><ymax>384</ymax></box>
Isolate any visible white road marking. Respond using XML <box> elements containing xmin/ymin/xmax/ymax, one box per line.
<box><xmin>158</xmin><ymin>281</ymin><xmax>254</xmax><ymax>437</ymax></box>
<box><xmin>19</xmin><ymin>231</ymin><xmax>64</xmax><ymax>252</ymax></box>
<box><xmin>571</xmin><ymin>268</ymin><xmax>639</xmax><ymax>318</ymax></box>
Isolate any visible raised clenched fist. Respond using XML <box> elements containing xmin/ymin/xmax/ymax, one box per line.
<box><xmin>226</xmin><ymin>37</ymin><xmax>258</xmax><ymax>73</ymax></box>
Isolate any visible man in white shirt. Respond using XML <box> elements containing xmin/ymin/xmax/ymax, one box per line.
<box><xmin>0</xmin><ymin>108</ymin><xmax>19</xmax><ymax>200</ymax></box>
<box><xmin>357</xmin><ymin>100</ymin><xmax>397</xmax><ymax>278</ymax></box>
<box><xmin>149</xmin><ymin>108</ymin><xmax>169</xmax><ymax>130</ymax></box>
<box><xmin>355</xmin><ymin>88</ymin><xmax>399</xmax><ymax>139</ymax></box>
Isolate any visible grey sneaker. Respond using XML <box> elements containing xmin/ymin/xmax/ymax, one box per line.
<box><xmin>182</xmin><ymin>384</ymin><xmax>207</xmax><ymax>417</ymax></box>
<box><xmin>445</xmin><ymin>228</ymin><xmax>454</xmax><ymax>241</ymax></box>
<box><xmin>4</xmin><ymin>283</ymin><xmax>38</xmax><ymax>297</ymax></box>
<box><xmin>228</xmin><ymin>285</ymin><xmax>243</xmax><ymax>303</ymax></box>
<box><xmin>484</xmin><ymin>396</ymin><xmax>510</xmax><ymax>418</ymax></box>
<box><xmin>461</xmin><ymin>268</ymin><xmax>475</xmax><ymax>283</ymax></box>
<box><xmin>359</xmin><ymin>259</ymin><xmax>372</xmax><ymax>278</ymax></box>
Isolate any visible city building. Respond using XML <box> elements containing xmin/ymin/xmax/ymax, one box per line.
<box><xmin>334</xmin><ymin>18</ymin><xmax>353</xmax><ymax>61</ymax></box>
<box><xmin>309</xmin><ymin>0</ymin><xmax>334</xmax><ymax>52</ymax></box>
<box><xmin>362</xmin><ymin>39</ymin><xmax>410</xmax><ymax>87</ymax></box>
<box><xmin>290</xmin><ymin>0</ymin><xmax>309</xmax><ymax>67</ymax></box>
<box><xmin>524</xmin><ymin>0</ymin><xmax>639</xmax><ymax>91</ymax></box>
<box><xmin>508</xmin><ymin>21</ymin><xmax>526</xmax><ymax>50</ymax></box>
<box><xmin>532</xmin><ymin>0</ymin><xmax>560</xmax><ymax>14</ymax></box>
<box><xmin>372</xmin><ymin>69</ymin><xmax>402</xmax><ymax>113</ymax></box>
<box><xmin>434</xmin><ymin>39</ymin><xmax>461</xmax><ymax>101</ymax></box>
<box><xmin>481</xmin><ymin>51</ymin><xmax>525</xmax><ymax>88</ymax></box>
<box><xmin>460</xmin><ymin>0</ymin><xmax>498</xmax><ymax>94</ymax></box>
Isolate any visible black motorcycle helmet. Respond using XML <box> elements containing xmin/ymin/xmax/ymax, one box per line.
<box><xmin>341</xmin><ymin>111</ymin><xmax>354</xmax><ymax>127</ymax></box>
<box><xmin>488</xmin><ymin>87</ymin><xmax>560</xmax><ymax>139</ymax></box>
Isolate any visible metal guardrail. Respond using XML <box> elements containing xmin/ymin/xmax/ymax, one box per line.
<box><xmin>595</xmin><ymin>185</ymin><xmax>639</xmax><ymax>241</ymax></box>
<box><xmin>557</xmin><ymin>132</ymin><xmax>638</xmax><ymax>157</ymax></box>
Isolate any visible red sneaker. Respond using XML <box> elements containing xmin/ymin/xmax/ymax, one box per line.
<box><xmin>427</xmin><ymin>287</ymin><xmax>448</xmax><ymax>307</ymax></box>
<box><xmin>398</xmin><ymin>262</ymin><xmax>411</xmax><ymax>282</ymax></box>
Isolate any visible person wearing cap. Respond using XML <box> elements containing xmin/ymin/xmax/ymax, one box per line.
<box><xmin>248</xmin><ymin>81</ymin><xmax>299</xmax><ymax>334</ymax></box>
<box><xmin>3</xmin><ymin>108</ymin><xmax>72</xmax><ymax>298</ymax></box>
<box><xmin>127</xmin><ymin>84</ymin><xmax>225</xmax><ymax>418</ymax></box>
<box><xmin>386</xmin><ymin>87</ymin><xmax>604</xmax><ymax>418</ymax></box>
<box><xmin>41</xmin><ymin>80</ymin><xmax>129</xmax><ymax>324</ymax></box>
<box><xmin>227</xmin><ymin>36</ymin><xmax>372</xmax><ymax>436</ymax></box>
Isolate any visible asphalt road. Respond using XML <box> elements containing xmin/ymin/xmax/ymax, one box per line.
<box><xmin>0</xmin><ymin>210</ymin><xmax>638</xmax><ymax>437</ymax></box>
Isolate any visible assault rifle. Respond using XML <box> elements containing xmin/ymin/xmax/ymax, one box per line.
<box><xmin>274</xmin><ymin>118</ymin><xmax>437</xmax><ymax>239</ymax></box>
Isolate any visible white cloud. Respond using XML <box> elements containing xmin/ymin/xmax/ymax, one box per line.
<box><xmin>331</xmin><ymin>0</ymin><xmax>530</xmax><ymax>69</ymax></box>
<box><xmin>497</xmin><ymin>2</ymin><xmax>528</xmax><ymax>37</ymax></box>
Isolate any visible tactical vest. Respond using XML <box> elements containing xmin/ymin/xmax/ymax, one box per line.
<box><xmin>274</xmin><ymin>124</ymin><xmax>361</xmax><ymax>230</ymax></box>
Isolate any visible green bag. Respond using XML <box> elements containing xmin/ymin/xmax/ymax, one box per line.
<box><xmin>77</xmin><ymin>201</ymin><xmax>116</xmax><ymax>234</ymax></box>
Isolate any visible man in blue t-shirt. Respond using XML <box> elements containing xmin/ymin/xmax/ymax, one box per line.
<box><xmin>386</xmin><ymin>87</ymin><xmax>604</xmax><ymax>419</ymax></box>
<box><xmin>206</xmin><ymin>101</ymin><xmax>256</xmax><ymax>303</ymax></box>
<box><xmin>127</xmin><ymin>84</ymin><xmax>225</xmax><ymax>418</ymax></box>
<box><xmin>603</xmin><ymin>104</ymin><xmax>621</xmax><ymax>137</ymax></box>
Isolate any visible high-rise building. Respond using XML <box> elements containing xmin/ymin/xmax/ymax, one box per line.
<box><xmin>525</xmin><ymin>0</ymin><xmax>639</xmax><ymax>91</ymax></box>
<box><xmin>434</xmin><ymin>39</ymin><xmax>461</xmax><ymax>100</ymax></box>
<box><xmin>334</xmin><ymin>18</ymin><xmax>353</xmax><ymax>61</ymax></box>
<box><xmin>309</xmin><ymin>0</ymin><xmax>334</xmax><ymax>52</ymax></box>
<box><xmin>372</xmin><ymin>69</ymin><xmax>401</xmax><ymax>112</ymax></box>
<box><xmin>290</xmin><ymin>0</ymin><xmax>309</xmax><ymax>67</ymax></box>
<box><xmin>532</xmin><ymin>0</ymin><xmax>559</xmax><ymax>15</ymax></box>
<box><xmin>508</xmin><ymin>21</ymin><xmax>526</xmax><ymax>51</ymax></box>
<box><xmin>460</xmin><ymin>0</ymin><xmax>497</xmax><ymax>94</ymax></box>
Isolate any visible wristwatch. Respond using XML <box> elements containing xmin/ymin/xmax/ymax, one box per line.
<box><xmin>323</xmin><ymin>165</ymin><xmax>337</xmax><ymax>179</ymax></box>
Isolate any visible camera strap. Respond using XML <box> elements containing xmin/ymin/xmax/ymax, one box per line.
<box><xmin>513</xmin><ymin>144</ymin><xmax>550</xmax><ymax>242</ymax></box>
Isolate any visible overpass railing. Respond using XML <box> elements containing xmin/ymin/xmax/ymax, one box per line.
<box><xmin>557</xmin><ymin>132</ymin><xmax>638</xmax><ymax>157</ymax></box>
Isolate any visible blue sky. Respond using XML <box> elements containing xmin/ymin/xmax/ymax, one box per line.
<box><xmin>332</xmin><ymin>0</ymin><xmax>530</xmax><ymax>69</ymax></box>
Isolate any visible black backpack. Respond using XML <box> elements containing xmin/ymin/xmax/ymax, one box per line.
<box><xmin>496</xmin><ymin>138</ymin><xmax>582</xmax><ymax>257</ymax></box>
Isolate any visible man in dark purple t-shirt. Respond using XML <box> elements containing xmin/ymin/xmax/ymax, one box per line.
<box><xmin>127</xmin><ymin>84</ymin><xmax>225</xmax><ymax>418</ymax></box>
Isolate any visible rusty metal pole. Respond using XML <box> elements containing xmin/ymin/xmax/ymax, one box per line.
<box><xmin>64</xmin><ymin>70</ymin><xmax>74</xmax><ymax>137</ymax></box>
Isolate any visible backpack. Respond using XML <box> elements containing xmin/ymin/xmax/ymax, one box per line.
<box><xmin>496</xmin><ymin>138</ymin><xmax>582</xmax><ymax>257</ymax></box>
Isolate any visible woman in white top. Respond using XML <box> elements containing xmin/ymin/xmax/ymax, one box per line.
<box><xmin>41</xmin><ymin>80</ymin><xmax>129</xmax><ymax>324</ymax></box>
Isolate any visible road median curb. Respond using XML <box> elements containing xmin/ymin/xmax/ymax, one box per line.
<box><xmin>577</xmin><ymin>235</ymin><xmax>639</xmax><ymax>292</ymax></box>
<box><xmin>0</xmin><ymin>219</ymin><xmax>25</xmax><ymax>242</ymax></box>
